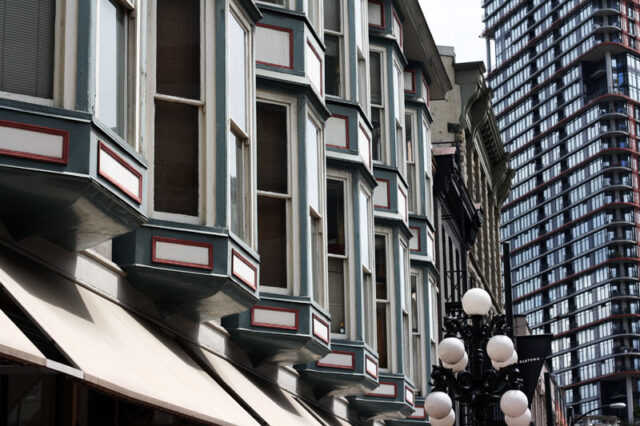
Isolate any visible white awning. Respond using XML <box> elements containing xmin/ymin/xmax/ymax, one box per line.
<box><xmin>192</xmin><ymin>345</ymin><xmax>324</xmax><ymax>426</ymax></box>
<box><xmin>0</xmin><ymin>307</ymin><xmax>46</xmax><ymax>366</ymax></box>
<box><xmin>0</xmin><ymin>246</ymin><xmax>258</xmax><ymax>426</ymax></box>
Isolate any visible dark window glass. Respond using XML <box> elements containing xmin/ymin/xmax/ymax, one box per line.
<box><xmin>154</xmin><ymin>101</ymin><xmax>199</xmax><ymax>215</ymax></box>
<box><xmin>324</xmin><ymin>0</ymin><xmax>341</xmax><ymax>32</ymax></box>
<box><xmin>257</xmin><ymin>102</ymin><xmax>288</xmax><ymax>193</ymax></box>
<box><xmin>369</xmin><ymin>51</ymin><xmax>382</xmax><ymax>105</ymax></box>
<box><xmin>329</xmin><ymin>258</ymin><xmax>345</xmax><ymax>334</ymax></box>
<box><xmin>376</xmin><ymin>304</ymin><xmax>388</xmax><ymax>368</ymax></box>
<box><xmin>258</xmin><ymin>196</ymin><xmax>287</xmax><ymax>287</ymax></box>
<box><xmin>324</xmin><ymin>34</ymin><xmax>340</xmax><ymax>96</ymax></box>
<box><xmin>375</xmin><ymin>235</ymin><xmax>387</xmax><ymax>299</ymax></box>
<box><xmin>156</xmin><ymin>0</ymin><xmax>200</xmax><ymax>99</ymax></box>
<box><xmin>327</xmin><ymin>180</ymin><xmax>345</xmax><ymax>255</ymax></box>
<box><xmin>0</xmin><ymin>0</ymin><xmax>55</xmax><ymax>98</ymax></box>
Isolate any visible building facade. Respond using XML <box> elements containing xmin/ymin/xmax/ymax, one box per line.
<box><xmin>0</xmin><ymin>0</ymin><xmax>452</xmax><ymax>424</ymax></box>
<box><xmin>483</xmin><ymin>0</ymin><xmax>640</xmax><ymax>422</ymax></box>
<box><xmin>431</xmin><ymin>48</ymin><xmax>512</xmax><ymax>314</ymax></box>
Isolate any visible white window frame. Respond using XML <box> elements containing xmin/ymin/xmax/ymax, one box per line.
<box><xmin>96</xmin><ymin>0</ymin><xmax>139</xmax><ymax>145</ymax></box>
<box><xmin>375</xmin><ymin>227</ymin><xmax>396</xmax><ymax>372</ymax></box>
<box><xmin>401</xmin><ymin>240</ymin><xmax>411</xmax><ymax>377</ymax></box>
<box><xmin>147</xmin><ymin>0</ymin><xmax>208</xmax><ymax>224</ymax></box>
<box><xmin>393</xmin><ymin>56</ymin><xmax>405</xmax><ymax>176</ymax></box>
<box><xmin>323</xmin><ymin>0</ymin><xmax>347</xmax><ymax>98</ymax></box>
<box><xmin>410</xmin><ymin>269</ymin><xmax>426</xmax><ymax>394</ymax></box>
<box><xmin>228</xmin><ymin>3</ymin><xmax>256</xmax><ymax>247</ymax></box>
<box><xmin>369</xmin><ymin>45</ymin><xmax>388</xmax><ymax>164</ymax></box>
<box><xmin>361</xmin><ymin>186</ymin><xmax>376</xmax><ymax>347</ymax></box>
<box><xmin>307</xmin><ymin>110</ymin><xmax>327</xmax><ymax>308</ymax></box>
<box><xmin>256</xmin><ymin>91</ymin><xmax>297</xmax><ymax>295</ymax></box>
<box><xmin>405</xmin><ymin>109</ymin><xmax>418</xmax><ymax>213</ymax></box>
<box><xmin>327</xmin><ymin>171</ymin><xmax>352</xmax><ymax>339</ymax></box>
<box><xmin>428</xmin><ymin>278</ymin><xmax>439</xmax><ymax>378</ymax></box>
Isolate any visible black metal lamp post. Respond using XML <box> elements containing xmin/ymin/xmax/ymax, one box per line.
<box><xmin>425</xmin><ymin>288</ymin><xmax>529</xmax><ymax>426</ymax></box>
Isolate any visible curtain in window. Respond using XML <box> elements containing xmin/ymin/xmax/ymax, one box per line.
<box><xmin>154</xmin><ymin>101</ymin><xmax>199</xmax><ymax>215</ymax></box>
<box><xmin>0</xmin><ymin>0</ymin><xmax>55</xmax><ymax>98</ymax></box>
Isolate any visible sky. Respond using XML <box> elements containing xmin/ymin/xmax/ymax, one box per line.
<box><xmin>419</xmin><ymin>0</ymin><xmax>487</xmax><ymax>64</ymax></box>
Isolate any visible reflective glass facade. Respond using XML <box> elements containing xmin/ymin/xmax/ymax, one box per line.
<box><xmin>484</xmin><ymin>0</ymin><xmax>640</xmax><ymax>420</ymax></box>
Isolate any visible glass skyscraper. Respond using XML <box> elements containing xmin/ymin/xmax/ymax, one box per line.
<box><xmin>483</xmin><ymin>0</ymin><xmax>640</xmax><ymax>421</ymax></box>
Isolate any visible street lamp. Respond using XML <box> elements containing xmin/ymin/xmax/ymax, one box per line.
<box><xmin>425</xmin><ymin>288</ymin><xmax>526</xmax><ymax>426</ymax></box>
<box><xmin>571</xmin><ymin>402</ymin><xmax>627</xmax><ymax>425</ymax></box>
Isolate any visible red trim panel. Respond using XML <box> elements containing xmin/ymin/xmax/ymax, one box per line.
<box><xmin>366</xmin><ymin>381</ymin><xmax>397</xmax><ymax>398</ymax></box>
<box><xmin>374</xmin><ymin>178</ymin><xmax>391</xmax><ymax>209</ymax></box>
<box><xmin>312</xmin><ymin>313</ymin><xmax>330</xmax><ymax>344</ymax></box>
<box><xmin>231</xmin><ymin>249</ymin><xmax>258</xmax><ymax>290</ymax></box>
<box><xmin>256</xmin><ymin>24</ymin><xmax>294</xmax><ymax>70</ymax></box>
<box><xmin>365</xmin><ymin>354</ymin><xmax>379</xmax><ymax>378</ymax></box>
<box><xmin>409</xmin><ymin>226</ymin><xmax>421</xmax><ymax>252</ymax></box>
<box><xmin>0</xmin><ymin>119</ymin><xmax>69</xmax><ymax>164</ymax></box>
<box><xmin>98</xmin><ymin>141</ymin><xmax>143</xmax><ymax>203</ymax></box>
<box><xmin>316</xmin><ymin>350</ymin><xmax>356</xmax><ymax>370</ymax></box>
<box><xmin>151</xmin><ymin>236</ymin><xmax>213</xmax><ymax>270</ymax></box>
<box><xmin>306</xmin><ymin>39</ymin><xmax>324</xmax><ymax>96</ymax></box>
<box><xmin>327</xmin><ymin>114</ymin><xmax>350</xmax><ymax>150</ymax></box>
<box><xmin>368</xmin><ymin>0</ymin><xmax>385</xmax><ymax>29</ymax></box>
<box><xmin>251</xmin><ymin>305</ymin><xmax>299</xmax><ymax>331</ymax></box>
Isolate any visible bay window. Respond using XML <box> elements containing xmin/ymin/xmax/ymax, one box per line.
<box><xmin>393</xmin><ymin>60</ymin><xmax>405</xmax><ymax>174</ymax></box>
<box><xmin>361</xmin><ymin>190</ymin><xmax>375</xmax><ymax>347</ymax></box>
<box><xmin>324</xmin><ymin>0</ymin><xmax>343</xmax><ymax>96</ymax></box>
<box><xmin>375</xmin><ymin>234</ymin><xmax>390</xmax><ymax>369</ymax></box>
<box><xmin>370</xmin><ymin>49</ymin><xmax>386</xmax><ymax>162</ymax></box>
<box><xmin>229</xmin><ymin>8</ymin><xmax>253</xmax><ymax>244</ymax></box>
<box><xmin>410</xmin><ymin>272</ymin><xmax>423</xmax><ymax>393</ymax></box>
<box><xmin>257</xmin><ymin>101</ymin><xmax>290</xmax><ymax>289</ymax></box>
<box><xmin>405</xmin><ymin>111</ymin><xmax>417</xmax><ymax>212</ymax></box>
<box><xmin>429</xmin><ymin>279</ymin><xmax>439</xmax><ymax>374</ymax></box>
<box><xmin>328</xmin><ymin>179</ymin><xmax>347</xmax><ymax>336</ymax></box>
<box><xmin>307</xmin><ymin>114</ymin><xmax>326</xmax><ymax>307</ymax></box>
<box><xmin>97</xmin><ymin>0</ymin><xmax>127</xmax><ymax>138</ymax></box>
<box><xmin>153</xmin><ymin>0</ymin><xmax>201</xmax><ymax>218</ymax></box>
<box><xmin>0</xmin><ymin>0</ymin><xmax>56</xmax><ymax>101</ymax></box>
<box><xmin>401</xmin><ymin>242</ymin><xmax>410</xmax><ymax>376</ymax></box>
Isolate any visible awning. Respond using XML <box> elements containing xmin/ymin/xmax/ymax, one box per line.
<box><xmin>0</xmin><ymin>246</ymin><xmax>258</xmax><ymax>426</ymax></box>
<box><xmin>0</xmin><ymin>307</ymin><xmax>45</xmax><ymax>366</ymax></box>
<box><xmin>192</xmin><ymin>345</ymin><xmax>325</xmax><ymax>426</ymax></box>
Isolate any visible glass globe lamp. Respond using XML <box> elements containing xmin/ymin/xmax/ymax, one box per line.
<box><xmin>461</xmin><ymin>288</ymin><xmax>492</xmax><ymax>316</ymax></box>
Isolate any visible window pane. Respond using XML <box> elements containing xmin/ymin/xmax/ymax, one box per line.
<box><xmin>229</xmin><ymin>13</ymin><xmax>247</xmax><ymax>131</ymax></box>
<box><xmin>258</xmin><ymin>196</ymin><xmax>287</xmax><ymax>287</ymax></box>
<box><xmin>327</xmin><ymin>180</ymin><xmax>345</xmax><ymax>255</ymax></box>
<box><xmin>257</xmin><ymin>102</ymin><xmax>288</xmax><ymax>193</ymax></box>
<box><xmin>363</xmin><ymin>272</ymin><xmax>374</xmax><ymax>345</ymax></box>
<box><xmin>324</xmin><ymin>35</ymin><xmax>341</xmax><ymax>96</ymax></box>
<box><xmin>369</xmin><ymin>52</ymin><xmax>382</xmax><ymax>105</ymax></box>
<box><xmin>311</xmin><ymin>215</ymin><xmax>323</xmax><ymax>305</ymax></box>
<box><xmin>154</xmin><ymin>100</ymin><xmax>199</xmax><ymax>215</ymax></box>
<box><xmin>359</xmin><ymin>191</ymin><xmax>370</xmax><ymax>267</ymax></box>
<box><xmin>329</xmin><ymin>258</ymin><xmax>345</xmax><ymax>334</ymax></box>
<box><xmin>411</xmin><ymin>275</ymin><xmax>419</xmax><ymax>332</ymax></box>
<box><xmin>376</xmin><ymin>304</ymin><xmax>388</xmax><ymax>368</ymax></box>
<box><xmin>98</xmin><ymin>0</ymin><xmax>125</xmax><ymax>136</ymax></box>
<box><xmin>230</xmin><ymin>132</ymin><xmax>248</xmax><ymax>241</ymax></box>
<box><xmin>375</xmin><ymin>236</ymin><xmax>387</xmax><ymax>299</ymax></box>
<box><xmin>371</xmin><ymin>107</ymin><xmax>383</xmax><ymax>161</ymax></box>
<box><xmin>156</xmin><ymin>0</ymin><xmax>200</xmax><ymax>99</ymax></box>
<box><xmin>323</xmin><ymin>0</ymin><xmax>341</xmax><ymax>32</ymax></box>
<box><xmin>306</xmin><ymin>117</ymin><xmax>320</xmax><ymax>211</ymax></box>
<box><xmin>0</xmin><ymin>0</ymin><xmax>55</xmax><ymax>98</ymax></box>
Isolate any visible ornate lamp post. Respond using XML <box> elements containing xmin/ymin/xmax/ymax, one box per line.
<box><xmin>425</xmin><ymin>288</ymin><xmax>529</xmax><ymax>426</ymax></box>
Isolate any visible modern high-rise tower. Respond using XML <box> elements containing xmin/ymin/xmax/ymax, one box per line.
<box><xmin>483</xmin><ymin>0</ymin><xmax>640</xmax><ymax>422</ymax></box>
